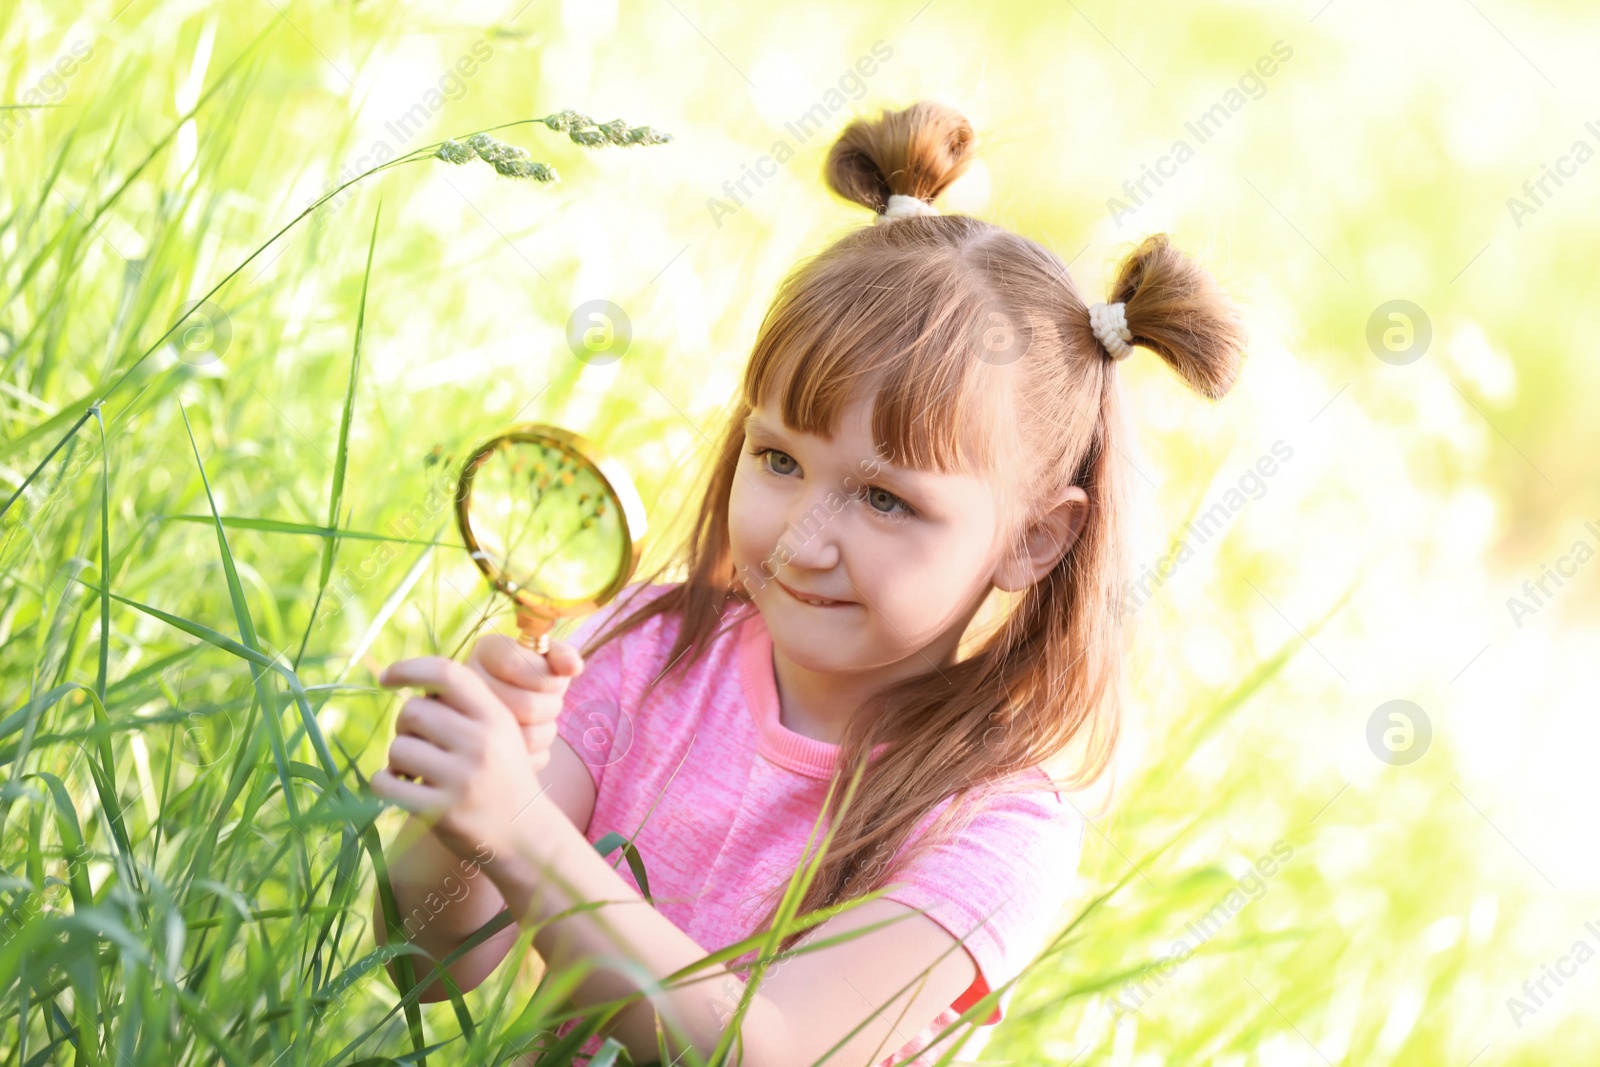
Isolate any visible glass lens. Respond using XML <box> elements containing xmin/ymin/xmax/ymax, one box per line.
<box><xmin>462</xmin><ymin>437</ymin><xmax>626</xmax><ymax>604</ymax></box>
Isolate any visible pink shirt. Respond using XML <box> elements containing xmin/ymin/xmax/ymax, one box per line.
<box><xmin>543</xmin><ymin>582</ymin><xmax>1085</xmax><ymax>1064</ymax></box>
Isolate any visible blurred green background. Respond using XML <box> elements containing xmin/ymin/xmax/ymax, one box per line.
<box><xmin>2</xmin><ymin>0</ymin><xmax>1597</xmax><ymax>1063</ymax></box>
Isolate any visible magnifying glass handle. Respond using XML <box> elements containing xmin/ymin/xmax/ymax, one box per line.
<box><xmin>515</xmin><ymin>607</ymin><xmax>553</xmax><ymax>655</ymax></box>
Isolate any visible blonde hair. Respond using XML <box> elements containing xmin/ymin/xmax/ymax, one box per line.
<box><xmin>576</xmin><ymin>100</ymin><xmax>1248</xmax><ymax>954</ymax></box>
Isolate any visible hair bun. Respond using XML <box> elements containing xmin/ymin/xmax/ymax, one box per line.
<box><xmin>1106</xmin><ymin>233</ymin><xmax>1249</xmax><ymax>399</ymax></box>
<box><xmin>824</xmin><ymin>100</ymin><xmax>977</xmax><ymax>216</ymax></box>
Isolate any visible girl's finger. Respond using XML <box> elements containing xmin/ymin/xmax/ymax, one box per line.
<box><xmin>396</xmin><ymin>696</ymin><xmax>474</xmax><ymax>748</ymax></box>
<box><xmin>379</xmin><ymin>657</ymin><xmax>502</xmax><ymax>725</ymax></box>
<box><xmin>371</xmin><ymin>768</ymin><xmax>446</xmax><ymax>813</ymax></box>
<box><xmin>520</xmin><ymin>721</ymin><xmax>558</xmax><ymax>753</ymax></box>
<box><xmin>479</xmin><ymin>635</ymin><xmax>583</xmax><ymax>691</ymax></box>
<box><xmin>546</xmin><ymin>640</ymin><xmax>585</xmax><ymax>677</ymax></box>
<box><xmin>478</xmin><ymin>674</ymin><xmax>548</xmax><ymax>728</ymax></box>
<box><xmin>547</xmin><ymin>643</ymin><xmax>585</xmax><ymax>675</ymax></box>
<box><xmin>387</xmin><ymin>735</ymin><xmax>456</xmax><ymax>784</ymax></box>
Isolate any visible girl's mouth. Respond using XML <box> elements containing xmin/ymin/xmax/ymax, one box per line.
<box><xmin>775</xmin><ymin>579</ymin><xmax>855</xmax><ymax>608</ymax></box>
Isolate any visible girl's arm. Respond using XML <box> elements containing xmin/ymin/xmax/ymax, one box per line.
<box><xmin>372</xmin><ymin>811</ymin><xmax>517</xmax><ymax>999</ymax></box>
<box><xmin>483</xmin><ymin>787</ymin><xmax>978</xmax><ymax>1065</ymax></box>
<box><xmin>371</xmin><ymin>655</ymin><xmax>977</xmax><ymax>1065</ymax></box>
<box><xmin>372</xmin><ymin>733</ymin><xmax>599</xmax><ymax>1001</ymax></box>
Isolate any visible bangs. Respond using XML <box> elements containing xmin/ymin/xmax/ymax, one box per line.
<box><xmin>741</xmin><ymin>235</ymin><xmax>1022</xmax><ymax>478</ymax></box>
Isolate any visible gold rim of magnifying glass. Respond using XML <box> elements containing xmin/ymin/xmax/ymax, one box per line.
<box><xmin>455</xmin><ymin>423</ymin><xmax>646</xmax><ymax>634</ymax></box>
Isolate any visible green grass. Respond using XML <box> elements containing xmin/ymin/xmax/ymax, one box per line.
<box><xmin>2</xmin><ymin>2</ymin><xmax>1594</xmax><ymax>1065</ymax></box>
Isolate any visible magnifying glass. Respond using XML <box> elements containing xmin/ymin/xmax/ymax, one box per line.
<box><xmin>454</xmin><ymin>423</ymin><xmax>648</xmax><ymax>653</ymax></box>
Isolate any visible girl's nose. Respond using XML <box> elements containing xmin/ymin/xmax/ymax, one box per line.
<box><xmin>778</xmin><ymin>490</ymin><xmax>843</xmax><ymax>570</ymax></box>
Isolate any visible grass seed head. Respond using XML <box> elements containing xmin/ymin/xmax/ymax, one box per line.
<box><xmin>436</xmin><ymin>133</ymin><xmax>558</xmax><ymax>181</ymax></box>
<box><xmin>539</xmin><ymin>109</ymin><xmax>673</xmax><ymax>147</ymax></box>
<box><xmin>434</xmin><ymin>138</ymin><xmax>472</xmax><ymax>164</ymax></box>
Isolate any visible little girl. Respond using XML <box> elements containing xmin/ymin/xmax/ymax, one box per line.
<box><xmin>371</xmin><ymin>100</ymin><xmax>1248</xmax><ymax>1065</ymax></box>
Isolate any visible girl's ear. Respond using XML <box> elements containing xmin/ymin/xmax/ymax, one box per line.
<box><xmin>992</xmin><ymin>486</ymin><xmax>1090</xmax><ymax>593</ymax></box>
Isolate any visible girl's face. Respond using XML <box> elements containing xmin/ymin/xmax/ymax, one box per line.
<box><xmin>727</xmin><ymin>392</ymin><xmax>1014</xmax><ymax>676</ymax></box>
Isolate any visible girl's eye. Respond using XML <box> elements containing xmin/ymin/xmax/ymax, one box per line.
<box><xmin>750</xmin><ymin>446</ymin><xmax>798</xmax><ymax>476</ymax></box>
<box><xmin>864</xmin><ymin>486</ymin><xmax>914</xmax><ymax>520</ymax></box>
<box><xmin>748</xmin><ymin>447</ymin><xmax>915</xmax><ymax>522</ymax></box>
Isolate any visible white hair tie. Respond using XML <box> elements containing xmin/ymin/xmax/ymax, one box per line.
<box><xmin>874</xmin><ymin>193</ymin><xmax>940</xmax><ymax>224</ymax></box>
<box><xmin>1088</xmin><ymin>301</ymin><xmax>1134</xmax><ymax>361</ymax></box>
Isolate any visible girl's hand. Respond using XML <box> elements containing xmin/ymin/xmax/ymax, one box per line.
<box><xmin>464</xmin><ymin>635</ymin><xmax>584</xmax><ymax>773</ymax></box>
<box><xmin>371</xmin><ymin>656</ymin><xmax>542</xmax><ymax>862</ymax></box>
